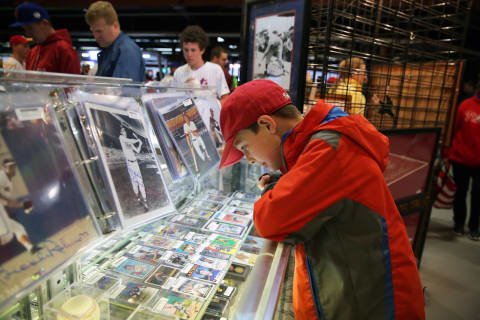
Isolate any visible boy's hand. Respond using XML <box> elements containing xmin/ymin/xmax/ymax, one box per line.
<box><xmin>257</xmin><ymin>174</ymin><xmax>271</xmax><ymax>191</ymax></box>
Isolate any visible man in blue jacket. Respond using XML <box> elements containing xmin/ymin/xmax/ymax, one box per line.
<box><xmin>85</xmin><ymin>1</ymin><xmax>145</xmax><ymax>82</ymax></box>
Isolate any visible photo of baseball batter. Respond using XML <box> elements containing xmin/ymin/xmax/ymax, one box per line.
<box><xmin>84</xmin><ymin>102</ymin><xmax>170</xmax><ymax>227</ymax></box>
<box><xmin>0</xmin><ymin>106</ymin><xmax>98</xmax><ymax>307</ymax></box>
<box><xmin>252</xmin><ymin>11</ymin><xmax>295</xmax><ymax>89</ymax></box>
<box><xmin>160</xmin><ymin>98</ymin><xmax>219</xmax><ymax>176</ymax></box>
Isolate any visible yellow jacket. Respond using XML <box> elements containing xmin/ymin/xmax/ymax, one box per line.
<box><xmin>331</xmin><ymin>78</ymin><xmax>366</xmax><ymax>115</ymax></box>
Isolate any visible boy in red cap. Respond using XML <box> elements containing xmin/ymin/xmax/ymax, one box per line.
<box><xmin>219</xmin><ymin>79</ymin><xmax>425</xmax><ymax>319</ymax></box>
<box><xmin>3</xmin><ymin>35</ymin><xmax>31</xmax><ymax>70</ymax></box>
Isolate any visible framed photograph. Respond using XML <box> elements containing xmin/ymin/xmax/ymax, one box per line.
<box><xmin>0</xmin><ymin>104</ymin><xmax>99</xmax><ymax>308</ymax></box>
<box><xmin>381</xmin><ymin>128</ymin><xmax>440</xmax><ymax>202</ymax></box>
<box><xmin>158</xmin><ymin>98</ymin><xmax>220</xmax><ymax>177</ymax></box>
<box><xmin>242</xmin><ymin>0</ymin><xmax>311</xmax><ymax>107</ymax></box>
<box><xmin>83</xmin><ymin>101</ymin><xmax>171</xmax><ymax>228</ymax></box>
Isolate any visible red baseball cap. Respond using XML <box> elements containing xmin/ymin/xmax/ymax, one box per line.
<box><xmin>219</xmin><ymin>79</ymin><xmax>292</xmax><ymax>169</ymax></box>
<box><xmin>9</xmin><ymin>35</ymin><xmax>31</xmax><ymax>47</ymax></box>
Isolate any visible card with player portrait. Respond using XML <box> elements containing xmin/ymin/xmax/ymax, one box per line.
<box><xmin>164</xmin><ymin>276</ymin><xmax>214</xmax><ymax>299</ymax></box>
<box><xmin>168</xmin><ymin>214</ymin><xmax>209</xmax><ymax>228</ymax></box>
<box><xmin>81</xmin><ymin>98</ymin><xmax>172</xmax><ymax>228</ymax></box>
<box><xmin>189</xmin><ymin>199</ymin><xmax>224</xmax><ymax>212</ymax></box>
<box><xmin>214</xmin><ymin>212</ymin><xmax>251</xmax><ymax>227</ymax></box>
<box><xmin>150</xmin><ymin>292</ymin><xmax>202</xmax><ymax>319</ymax></box>
<box><xmin>111</xmin><ymin>257</ymin><xmax>155</xmax><ymax>280</ymax></box>
<box><xmin>182</xmin><ymin>207</ymin><xmax>216</xmax><ymax>219</ymax></box>
<box><xmin>124</xmin><ymin>244</ymin><xmax>166</xmax><ymax>265</ymax></box>
<box><xmin>0</xmin><ymin>98</ymin><xmax>99</xmax><ymax>308</ymax></box>
<box><xmin>221</xmin><ymin>206</ymin><xmax>252</xmax><ymax>217</ymax></box>
<box><xmin>140</xmin><ymin>233</ymin><xmax>183</xmax><ymax>250</ymax></box>
<box><xmin>111</xmin><ymin>281</ymin><xmax>158</xmax><ymax>305</ymax></box>
<box><xmin>204</xmin><ymin>220</ymin><xmax>246</xmax><ymax>237</ymax></box>
<box><xmin>145</xmin><ymin>265</ymin><xmax>180</xmax><ymax>287</ymax></box>
<box><xmin>233</xmin><ymin>191</ymin><xmax>260</xmax><ymax>203</ymax></box>
<box><xmin>228</xmin><ymin>199</ymin><xmax>255</xmax><ymax>210</ymax></box>
<box><xmin>161</xmin><ymin>251</ymin><xmax>189</xmax><ymax>268</ymax></box>
<box><xmin>192</xmin><ymin>254</ymin><xmax>229</xmax><ymax>270</ymax></box>
<box><xmin>185</xmin><ymin>264</ymin><xmax>222</xmax><ymax>283</ymax></box>
<box><xmin>152</xmin><ymin>97</ymin><xmax>220</xmax><ymax>178</ymax></box>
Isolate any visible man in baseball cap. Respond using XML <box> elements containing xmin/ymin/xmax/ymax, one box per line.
<box><xmin>218</xmin><ymin>79</ymin><xmax>425</xmax><ymax>319</ymax></box>
<box><xmin>2</xmin><ymin>35</ymin><xmax>31</xmax><ymax>70</ymax></box>
<box><xmin>9</xmin><ymin>2</ymin><xmax>80</xmax><ymax>74</ymax></box>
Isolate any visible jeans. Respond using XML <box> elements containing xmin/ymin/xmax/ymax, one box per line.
<box><xmin>451</xmin><ymin>161</ymin><xmax>480</xmax><ymax>232</ymax></box>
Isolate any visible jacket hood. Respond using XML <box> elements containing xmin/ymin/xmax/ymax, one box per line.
<box><xmin>285</xmin><ymin>100</ymin><xmax>389</xmax><ymax>172</ymax></box>
<box><xmin>42</xmin><ymin>29</ymin><xmax>72</xmax><ymax>45</ymax></box>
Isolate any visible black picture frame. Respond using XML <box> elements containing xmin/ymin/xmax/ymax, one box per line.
<box><xmin>241</xmin><ymin>0</ymin><xmax>311</xmax><ymax>109</ymax></box>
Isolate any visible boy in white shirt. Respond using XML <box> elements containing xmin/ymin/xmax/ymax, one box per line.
<box><xmin>173</xmin><ymin>25</ymin><xmax>230</xmax><ymax>105</ymax></box>
<box><xmin>3</xmin><ymin>35</ymin><xmax>30</xmax><ymax>70</ymax></box>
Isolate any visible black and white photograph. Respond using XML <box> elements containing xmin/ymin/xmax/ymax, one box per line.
<box><xmin>252</xmin><ymin>11</ymin><xmax>295</xmax><ymax>89</ymax></box>
<box><xmin>84</xmin><ymin>102</ymin><xmax>170</xmax><ymax>227</ymax></box>
<box><xmin>0</xmin><ymin>105</ymin><xmax>98</xmax><ymax>307</ymax></box>
<box><xmin>160</xmin><ymin>98</ymin><xmax>220</xmax><ymax>176</ymax></box>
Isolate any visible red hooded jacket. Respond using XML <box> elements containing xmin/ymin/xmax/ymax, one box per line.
<box><xmin>26</xmin><ymin>29</ymin><xmax>80</xmax><ymax>74</ymax></box>
<box><xmin>449</xmin><ymin>94</ymin><xmax>480</xmax><ymax>167</ymax></box>
<box><xmin>254</xmin><ymin>101</ymin><xmax>425</xmax><ymax>319</ymax></box>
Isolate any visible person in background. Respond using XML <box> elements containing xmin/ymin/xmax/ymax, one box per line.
<box><xmin>3</xmin><ymin>35</ymin><xmax>31</xmax><ymax>70</ymax></box>
<box><xmin>10</xmin><ymin>2</ymin><xmax>80</xmax><ymax>74</ymax></box>
<box><xmin>332</xmin><ymin>57</ymin><xmax>380</xmax><ymax>116</ymax></box>
<box><xmin>448</xmin><ymin>81</ymin><xmax>480</xmax><ymax>241</ymax></box>
<box><xmin>85</xmin><ymin>1</ymin><xmax>145</xmax><ymax>82</ymax></box>
<box><xmin>81</xmin><ymin>64</ymin><xmax>91</xmax><ymax>75</ymax></box>
<box><xmin>210</xmin><ymin>46</ymin><xmax>233</xmax><ymax>91</ymax></box>
<box><xmin>173</xmin><ymin>25</ymin><xmax>229</xmax><ymax>104</ymax></box>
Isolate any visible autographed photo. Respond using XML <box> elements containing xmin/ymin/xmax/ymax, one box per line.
<box><xmin>252</xmin><ymin>11</ymin><xmax>295</xmax><ymax>89</ymax></box>
<box><xmin>0</xmin><ymin>105</ymin><xmax>98</xmax><ymax>306</ymax></box>
<box><xmin>84</xmin><ymin>103</ymin><xmax>170</xmax><ymax>227</ymax></box>
<box><xmin>160</xmin><ymin>99</ymin><xmax>219</xmax><ymax>176</ymax></box>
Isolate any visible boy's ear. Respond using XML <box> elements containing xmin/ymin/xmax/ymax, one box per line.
<box><xmin>257</xmin><ymin>115</ymin><xmax>277</xmax><ymax>133</ymax></box>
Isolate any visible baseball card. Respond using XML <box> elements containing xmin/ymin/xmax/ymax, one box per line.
<box><xmin>228</xmin><ymin>199</ymin><xmax>254</xmax><ymax>210</ymax></box>
<box><xmin>111</xmin><ymin>257</ymin><xmax>155</xmax><ymax>280</ymax></box>
<box><xmin>150</xmin><ymin>293</ymin><xmax>202</xmax><ymax>319</ymax></box>
<box><xmin>161</xmin><ymin>251</ymin><xmax>189</xmax><ymax>268</ymax></box>
<box><xmin>192</xmin><ymin>254</ymin><xmax>229</xmax><ymax>270</ymax></box>
<box><xmin>155</xmin><ymin>224</ymin><xmax>190</xmax><ymax>240</ymax></box>
<box><xmin>221</xmin><ymin>206</ymin><xmax>252</xmax><ymax>217</ymax></box>
<box><xmin>111</xmin><ymin>281</ymin><xmax>158</xmax><ymax>305</ymax></box>
<box><xmin>204</xmin><ymin>220</ymin><xmax>246</xmax><ymax>237</ymax></box>
<box><xmin>0</xmin><ymin>103</ymin><xmax>99</xmax><ymax>307</ymax></box>
<box><xmin>145</xmin><ymin>265</ymin><xmax>180</xmax><ymax>286</ymax></box>
<box><xmin>83</xmin><ymin>101</ymin><xmax>171</xmax><ymax>228</ymax></box>
<box><xmin>168</xmin><ymin>214</ymin><xmax>209</xmax><ymax>228</ymax></box>
<box><xmin>214</xmin><ymin>212</ymin><xmax>251</xmax><ymax>226</ymax></box>
<box><xmin>200</xmin><ymin>248</ymin><xmax>232</xmax><ymax>260</ymax></box>
<box><xmin>183</xmin><ymin>231</ymin><xmax>213</xmax><ymax>244</ymax></box>
<box><xmin>210</xmin><ymin>235</ymin><xmax>240</xmax><ymax>249</ymax></box>
<box><xmin>182</xmin><ymin>207</ymin><xmax>216</xmax><ymax>219</ymax></box>
<box><xmin>190</xmin><ymin>199</ymin><xmax>224</xmax><ymax>212</ymax></box>
<box><xmin>176</xmin><ymin>241</ymin><xmax>201</xmax><ymax>256</ymax></box>
<box><xmin>241</xmin><ymin>235</ymin><xmax>266</xmax><ymax>254</ymax></box>
<box><xmin>233</xmin><ymin>191</ymin><xmax>259</xmax><ymax>202</ymax></box>
<box><xmin>85</xmin><ymin>273</ymin><xmax>119</xmax><ymax>292</ymax></box>
<box><xmin>140</xmin><ymin>234</ymin><xmax>182</xmax><ymax>250</ymax></box>
<box><xmin>156</xmin><ymin>98</ymin><xmax>220</xmax><ymax>176</ymax></box>
<box><xmin>185</xmin><ymin>264</ymin><xmax>222</xmax><ymax>283</ymax></box>
<box><xmin>207</xmin><ymin>242</ymin><xmax>238</xmax><ymax>255</ymax></box>
<box><xmin>124</xmin><ymin>244</ymin><xmax>165</xmax><ymax>265</ymax></box>
<box><xmin>233</xmin><ymin>251</ymin><xmax>258</xmax><ymax>266</ymax></box>
<box><xmin>164</xmin><ymin>276</ymin><xmax>214</xmax><ymax>299</ymax></box>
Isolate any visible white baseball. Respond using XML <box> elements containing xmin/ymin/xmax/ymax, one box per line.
<box><xmin>57</xmin><ymin>295</ymin><xmax>100</xmax><ymax>320</ymax></box>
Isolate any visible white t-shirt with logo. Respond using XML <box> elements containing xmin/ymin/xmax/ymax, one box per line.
<box><xmin>173</xmin><ymin>62</ymin><xmax>230</xmax><ymax>99</ymax></box>
<box><xmin>3</xmin><ymin>57</ymin><xmax>25</xmax><ymax>71</ymax></box>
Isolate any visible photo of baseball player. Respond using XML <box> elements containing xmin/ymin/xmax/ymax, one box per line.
<box><xmin>119</xmin><ymin>126</ymin><xmax>148</xmax><ymax>210</ymax></box>
<box><xmin>160</xmin><ymin>99</ymin><xmax>219</xmax><ymax>176</ymax></box>
<box><xmin>85</xmin><ymin>102</ymin><xmax>170</xmax><ymax>225</ymax></box>
<box><xmin>0</xmin><ymin>105</ymin><xmax>98</xmax><ymax>306</ymax></box>
<box><xmin>252</xmin><ymin>12</ymin><xmax>295</xmax><ymax>89</ymax></box>
<box><xmin>183</xmin><ymin>111</ymin><xmax>212</xmax><ymax>169</ymax></box>
<box><xmin>0</xmin><ymin>159</ymin><xmax>37</xmax><ymax>253</ymax></box>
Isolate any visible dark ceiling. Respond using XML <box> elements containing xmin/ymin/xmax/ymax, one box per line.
<box><xmin>1</xmin><ymin>0</ymin><xmax>244</xmax><ymax>64</ymax></box>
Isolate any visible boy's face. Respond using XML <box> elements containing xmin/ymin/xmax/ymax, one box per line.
<box><xmin>233</xmin><ymin>116</ymin><xmax>283</xmax><ymax>170</ymax></box>
<box><xmin>182</xmin><ymin>42</ymin><xmax>205</xmax><ymax>69</ymax></box>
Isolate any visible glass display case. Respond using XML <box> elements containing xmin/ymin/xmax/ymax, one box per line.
<box><xmin>0</xmin><ymin>70</ymin><xmax>287</xmax><ymax>320</ymax></box>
